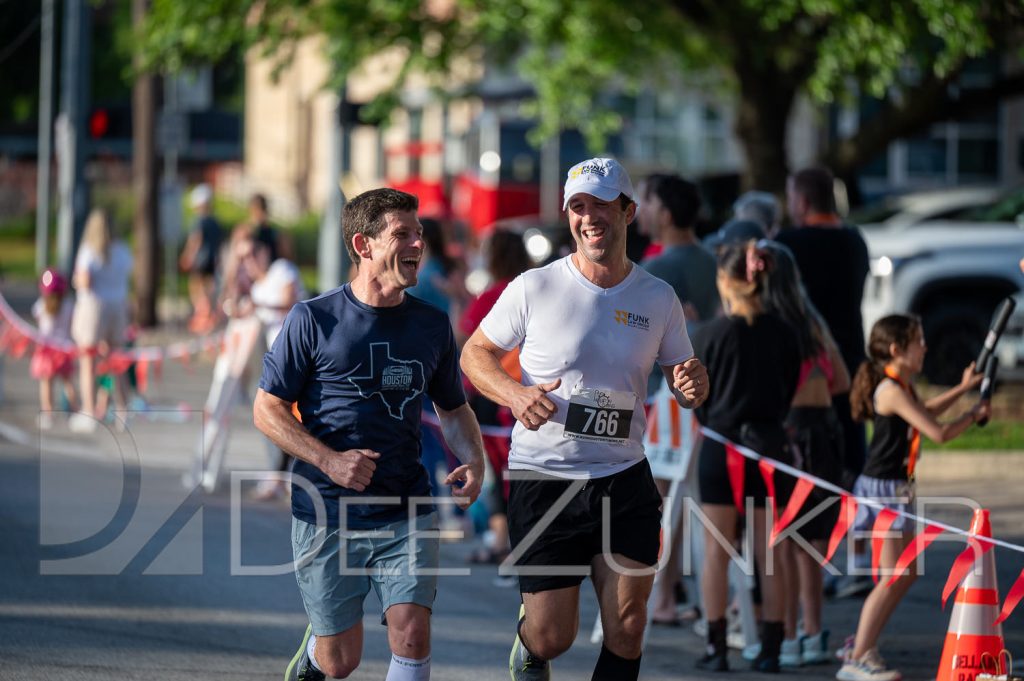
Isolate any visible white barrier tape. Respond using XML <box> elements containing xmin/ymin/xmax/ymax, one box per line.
<box><xmin>0</xmin><ymin>291</ymin><xmax>76</xmax><ymax>352</ymax></box>
<box><xmin>0</xmin><ymin>291</ymin><xmax>222</xmax><ymax>362</ymax></box>
<box><xmin>404</xmin><ymin>380</ymin><xmax>1024</xmax><ymax>556</ymax></box>
<box><xmin>699</xmin><ymin>426</ymin><xmax>1024</xmax><ymax>556</ymax></box>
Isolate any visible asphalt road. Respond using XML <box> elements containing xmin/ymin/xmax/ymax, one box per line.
<box><xmin>1</xmin><ymin>427</ymin><xmax>1022</xmax><ymax>681</ymax></box>
<box><xmin>0</xmin><ymin>285</ymin><xmax>1020</xmax><ymax>680</ymax></box>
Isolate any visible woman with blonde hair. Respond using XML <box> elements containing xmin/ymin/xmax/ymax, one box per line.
<box><xmin>69</xmin><ymin>208</ymin><xmax>134</xmax><ymax>433</ymax></box>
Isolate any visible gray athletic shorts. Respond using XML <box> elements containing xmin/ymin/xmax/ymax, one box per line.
<box><xmin>853</xmin><ymin>475</ymin><xmax>916</xmax><ymax>533</ymax></box>
<box><xmin>291</xmin><ymin>512</ymin><xmax>440</xmax><ymax>636</ymax></box>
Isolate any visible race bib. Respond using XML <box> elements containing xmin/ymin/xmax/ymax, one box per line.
<box><xmin>563</xmin><ymin>386</ymin><xmax>636</xmax><ymax>445</ymax></box>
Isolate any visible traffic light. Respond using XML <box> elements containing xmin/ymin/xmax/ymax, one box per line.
<box><xmin>89</xmin><ymin>108</ymin><xmax>109</xmax><ymax>138</ymax></box>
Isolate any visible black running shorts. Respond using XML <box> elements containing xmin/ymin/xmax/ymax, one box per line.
<box><xmin>506</xmin><ymin>459</ymin><xmax>663</xmax><ymax>593</ymax></box>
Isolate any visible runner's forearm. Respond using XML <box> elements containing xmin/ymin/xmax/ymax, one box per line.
<box><xmin>460</xmin><ymin>341</ymin><xmax>522</xmax><ymax>409</ymax></box>
<box><xmin>434</xmin><ymin>402</ymin><xmax>486</xmax><ymax>470</ymax></box>
<box><xmin>253</xmin><ymin>388</ymin><xmax>334</xmax><ymax>468</ymax></box>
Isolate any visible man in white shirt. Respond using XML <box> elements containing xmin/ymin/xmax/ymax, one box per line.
<box><xmin>461</xmin><ymin>158</ymin><xmax>709</xmax><ymax>681</ymax></box>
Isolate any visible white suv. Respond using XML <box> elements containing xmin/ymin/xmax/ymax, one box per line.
<box><xmin>859</xmin><ymin>187</ymin><xmax>1024</xmax><ymax>384</ymax></box>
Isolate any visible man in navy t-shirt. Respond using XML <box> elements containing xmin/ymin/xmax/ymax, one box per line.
<box><xmin>254</xmin><ymin>188</ymin><xmax>485</xmax><ymax>681</ymax></box>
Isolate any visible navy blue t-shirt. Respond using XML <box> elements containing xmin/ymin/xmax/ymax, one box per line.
<box><xmin>258</xmin><ymin>284</ymin><xmax>466</xmax><ymax>529</ymax></box>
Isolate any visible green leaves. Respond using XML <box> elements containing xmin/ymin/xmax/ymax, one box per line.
<box><xmin>136</xmin><ymin>0</ymin><xmax>1018</xmax><ymax>151</ymax></box>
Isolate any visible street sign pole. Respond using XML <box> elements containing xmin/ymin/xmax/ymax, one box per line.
<box><xmin>159</xmin><ymin>76</ymin><xmax>187</xmax><ymax>320</ymax></box>
<box><xmin>55</xmin><ymin>0</ymin><xmax>91</xmax><ymax>275</ymax></box>
<box><xmin>35</xmin><ymin>0</ymin><xmax>55</xmax><ymax>273</ymax></box>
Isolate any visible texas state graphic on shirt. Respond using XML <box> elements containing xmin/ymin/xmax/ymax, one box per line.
<box><xmin>348</xmin><ymin>342</ymin><xmax>426</xmax><ymax>419</ymax></box>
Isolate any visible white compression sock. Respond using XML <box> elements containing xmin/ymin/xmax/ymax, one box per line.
<box><xmin>385</xmin><ymin>653</ymin><xmax>431</xmax><ymax>680</ymax></box>
<box><xmin>306</xmin><ymin>634</ymin><xmax>322</xmax><ymax>671</ymax></box>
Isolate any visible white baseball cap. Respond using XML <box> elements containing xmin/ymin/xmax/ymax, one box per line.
<box><xmin>562</xmin><ymin>157</ymin><xmax>635</xmax><ymax>210</ymax></box>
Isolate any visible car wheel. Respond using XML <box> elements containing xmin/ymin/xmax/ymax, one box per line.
<box><xmin>922</xmin><ymin>304</ymin><xmax>988</xmax><ymax>385</ymax></box>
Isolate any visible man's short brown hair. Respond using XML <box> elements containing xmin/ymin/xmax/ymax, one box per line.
<box><xmin>790</xmin><ymin>166</ymin><xmax>836</xmax><ymax>213</ymax></box>
<box><xmin>343</xmin><ymin>188</ymin><xmax>419</xmax><ymax>264</ymax></box>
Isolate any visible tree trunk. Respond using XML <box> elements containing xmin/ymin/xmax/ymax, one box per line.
<box><xmin>733</xmin><ymin>67</ymin><xmax>797</xmax><ymax>197</ymax></box>
<box><xmin>132</xmin><ymin>0</ymin><xmax>158</xmax><ymax>327</ymax></box>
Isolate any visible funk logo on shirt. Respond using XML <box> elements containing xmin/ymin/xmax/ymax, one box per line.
<box><xmin>614</xmin><ymin>309</ymin><xmax>650</xmax><ymax>331</ymax></box>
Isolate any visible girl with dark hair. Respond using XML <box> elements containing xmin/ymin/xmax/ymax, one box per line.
<box><xmin>837</xmin><ymin>315</ymin><xmax>987</xmax><ymax>681</ymax></box>
<box><xmin>692</xmin><ymin>240</ymin><xmax>801</xmax><ymax>673</ymax></box>
<box><xmin>759</xmin><ymin>241</ymin><xmax>850</xmax><ymax>667</ymax></box>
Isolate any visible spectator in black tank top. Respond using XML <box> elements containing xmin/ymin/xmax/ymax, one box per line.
<box><xmin>838</xmin><ymin>315</ymin><xmax>986</xmax><ymax>681</ymax></box>
<box><xmin>691</xmin><ymin>241</ymin><xmax>800</xmax><ymax>674</ymax></box>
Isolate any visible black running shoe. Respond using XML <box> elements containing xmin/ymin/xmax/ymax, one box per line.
<box><xmin>285</xmin><ymin>624</ymin><xmax>325</xmax><ymax>681</ymax></box>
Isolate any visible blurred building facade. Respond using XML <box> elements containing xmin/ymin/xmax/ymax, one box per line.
<box><xmin>239</xmin><ymin>42</ymin><xmax>1024</xmax><ymax>224</ymax></box>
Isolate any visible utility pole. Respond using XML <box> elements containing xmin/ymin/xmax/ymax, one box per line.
<box><xmin>35</xmin><ymin>0</ymin><xmax>55</xmax><ymax>273</ymax></box>
<box><xmin>55</xmin><ymin>0</ymin><xmax>91</xmax><ymax>274</ymax></box>
<box><xmin>132</xmin><ymin>0</ymin><xmax>159</xmax><ymax>327</ymax></box>
<box><xmin>318</xmin><ymin>95</ymin><xmax>352</xmax><ymax>294</ymax></box>
<box><xmin>158</xmin><ymin>76</ymin><xmax>185</xmax><ymax>319</ymax></box>
<box><xmin>539</xmin><ymin>135</ymin><xmax>561</xmax><ymax>224</ymax></box>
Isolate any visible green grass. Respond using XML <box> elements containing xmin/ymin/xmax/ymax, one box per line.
<box><xmin>930</xmin><ymin>419</ymin><xmax>1024</xmax><ymax>451</ymax></box>
<box><xmin>299</xmin><ymin>266</ymin><xmax>319</xmax><ymax>296</ymax></box>
<box><xmin>866</xmin><ymin>419</ymin><xmax>1024</xmax><ymax>451</ymax></box>
<box><xmin>0</xmin><ymin>237</ymin><xmax>38</xmax><ymax>281</ymax></box>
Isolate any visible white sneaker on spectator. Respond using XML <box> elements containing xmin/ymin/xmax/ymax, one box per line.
<box><xmin>836</xmin><ymin>648</ymin><xmax>902</xmax><ymax>681</ymax></box>
<box><xmin>725</xmin><ymin>614</ymin><xmax>745</xmax><ymax>649</ymax></box>
<box><xmin>780</xmin><ymin>637</ymin><xmax>802</xmax><ymax>667</ymax></box>
<box><xmin>68</xmin><ymin>412</ymin><xmax>97</xmax><ymax>434</ymax></box>
<box><xmin>801</xmin><ymin>630</ymin><xmax>831</xmax><ymax>665</ymax></box>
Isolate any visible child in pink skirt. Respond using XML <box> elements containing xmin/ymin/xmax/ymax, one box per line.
<box><xmin>31</xmin><ymin>268</ymin><xmax>78</xmax><ymax>428</ymax></box>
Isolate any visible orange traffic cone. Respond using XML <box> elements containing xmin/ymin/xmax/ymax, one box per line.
<box><xmin>936</xmin><ymin>509</ymin><xmax>1004</xmax><ymax>681</ymax></box>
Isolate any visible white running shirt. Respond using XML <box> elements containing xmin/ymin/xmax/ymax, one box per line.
<box><xmin>480</xmin><ymin>255</ymin><xmax>693</xmax><ymax>479</ymax></box>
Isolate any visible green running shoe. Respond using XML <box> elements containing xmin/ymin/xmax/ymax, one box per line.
<box><xmin>284</xmin><ymin>624</ymin><xmax>325</xmax><ymax>681</ymax></box>
<box><xmin>509</xmin><ymin>604</ymin><xmax>551</xmax><ymax>680</ymax></box>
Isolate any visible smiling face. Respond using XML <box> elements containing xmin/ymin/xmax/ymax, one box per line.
<box><xmin>363</xmin><ymin>210</ymin><xmax>425</xmax><ymax>291</ymax></box>
<box><xmin>566</xmin><ymin>193</ymin><xmax>634</xmax><ymax>265</ymax></box>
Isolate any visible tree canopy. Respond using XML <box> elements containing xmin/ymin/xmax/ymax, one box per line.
<box><xmin>139</xmin><ymin>0</ymin><xmax>1024</xmax><ymax>192</ymax></box>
